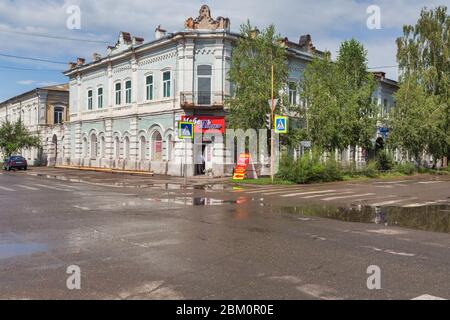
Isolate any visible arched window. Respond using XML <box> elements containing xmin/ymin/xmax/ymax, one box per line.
<box><xmin>166</xmin><ymin>134</ymin><xmax>174</xmax><ymax>160</ymax></box>
<box><xmin>90</xmin><ymin>134</ymin><xmax>98</xmax><ymax>159</ymax></box>
<box><xmin>151</xmin><ymin>131</ymin><xmax>163</xmax><ymax>161</ymax></box>
<box><xmin>114</xmin><ymin>137</ymin><xmax>120</xmax><ymax>159</ymax></box>
<box><xmin>100</xmin><ymin>136</ymin><xmax>106</xmax><ymax>158</ymax></box>
<box><xmin>124</xmin><ymin>136</ymin><xmax>130</xmax><ymax>160</ymax></box>
<box><xmin>82</xmin><ymin>137</ymin><xmax>88</xmax><ymax>158</ymax></box>
<box><xmin>139</xmin><ymin>136</ymin><xmax>147</xmax><ymax>160</ymax></box>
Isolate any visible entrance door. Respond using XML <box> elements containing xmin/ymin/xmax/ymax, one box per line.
<box><xmin>204</xmin><ymin>143</ymin><xmax>213</xmax><ymax>173</ymax></box>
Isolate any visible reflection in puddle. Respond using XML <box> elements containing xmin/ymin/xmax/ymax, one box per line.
<box><xmin>278</xmin><ymin>204</ymin><xmax>450</xmax><ymax>234</ymax></box>
<box><xmin>0</xmin><ymin>243</ymin><xmax>48</xmax><ymax>259</ymax></box>
<box><xmin>147</xmin><ymin>197</ymin><xmax>246</xmax><ymax>206</ymax></box>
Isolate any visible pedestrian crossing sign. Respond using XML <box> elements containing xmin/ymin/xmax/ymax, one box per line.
<box><xmin>179</xmin><ymin>121</ymin><xmax>194</xmax><ymax>139</ymax></box>
<box><xmin>274</xmin><ymin>116</ymin><xmax>288</xmax><ymax>134</ymax></box>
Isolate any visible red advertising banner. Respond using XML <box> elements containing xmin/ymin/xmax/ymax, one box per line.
<box><xmin>181</xmin><ymin>116</ymin><xmax>225</xmax><ymax>134</ymax></box>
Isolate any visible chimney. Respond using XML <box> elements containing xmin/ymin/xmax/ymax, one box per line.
<box><xmin>68</xmin><ymin>62</ymin><xmax>77</xmax><ymax>69</ymax></box>
<box><xmin>92</xmin><ymin>53</ymin><xmax>102</xmax><ymax>62</ymax></box>
<box><xmin>373</xmin><ymin>71</ymin><xmax>386</xmax><ymax>79</ymax></box>
<box><xmin>76</xmin><ymin>58</ymin><xmax>85</xmax><ymax>66</ymax></box>
<box><xmin>155</xmin><ymin>25</ymin><xmax>167</xmax><ymax>40</ymax></box>
<box><xmin>119</xmin><ymin>31</ymin><xmax>132</xmax><ymax>45</ymax></box>
<box><xmin>133</xmin><ymin>36</ymin><xmax>144</xmax><ymax>46</ymax></box>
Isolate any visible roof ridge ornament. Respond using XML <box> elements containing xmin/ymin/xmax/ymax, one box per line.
<box><xmin>184</xmin><ymin>5</ymin><xmax>230</xmax><ymax>31</ymax></box>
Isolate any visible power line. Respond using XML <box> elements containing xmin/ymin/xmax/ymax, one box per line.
<box><xmin>0</xmin><ymin>28</ymin><xmax>110</xmax><ymax>44</ymax></box>
<box><xmin>0</xmin><ymin>53</ymin><xmax>67</xmax><ymax>65</ymax></box>
<box><xmin>0</xmin><ymin>65</ymin><xmax>64</xmax><ymax>72</ymax></box>
<box><xmin>368</xmin><ymin>65</ymin><xmax>399</xmax><ymax>70</ymax></box>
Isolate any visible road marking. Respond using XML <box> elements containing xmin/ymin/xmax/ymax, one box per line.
<box><xmin>301</xmin><ymin>191</ymin><xmax>353</xmax><ymax>199</ymax></box>
<box><xmin>245</xmin><ymin>187</ymin><xmax>306</xmax><ymax>194</ymax></box>
<box><xmin>32</xmin><ymin>184</ymin><xmax>71</xmax><ymax>192</ymax></box>
<box><xmin>370</xmin><ymin>197</ymin><xmax>418</xmax><ymax>207</ymax></box>
<box><xmin>0</xmin><ymin>185</ymin><xmax>15</xmax><ymax>191</ymax></box>
<box><xmin>402</xmin><ymin>200</ymin><xmax>447</xmax><ymax>208</ymax></box>
<box><xmin>363</xmin><ymin>246</ymin><xmax>416</xmax><ymax>257</ymax></box>
<box><xmin>15</xmin><ymin>184</ymin><xmax>40</xmax><ymax>191</ymax></box>
<box><xmin>281</xmin><ymin>190</ymin><xmax>337</xmax><ymax>198</ymax></box>
<box><xmin>412</xmin><ymin>294</ymin><xmax>446</xmax><ymax>300</ymax></box>
<box><xmin>373</xmin><ymin>180</ymin><xmax>410</xmax><ymax>184</ymax></box>
<box><xmin>417</xmin><ymin>181</ymin><xmax>443</xmax><ymax>184</ymax></box>
<box><xmin>322</xmin><ymin>193</ymin><xmax>375</xmax><ymax>201</ymax></box>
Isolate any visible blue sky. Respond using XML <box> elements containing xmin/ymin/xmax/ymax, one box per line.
<box><xmin>0</xmin><ymin>0</ymin><xmax>446</xmax><ymax>102</ymax></box>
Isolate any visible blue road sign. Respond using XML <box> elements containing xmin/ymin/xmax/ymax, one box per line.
<box><xmin>179</xmin><ymin>121</ymin><xmax>194</xmax><ymax>139</ymax></box>
<box><xmin>274</xmin><ymin>116</ymin><xmax>288</xmax><ymax>134</ymax></box>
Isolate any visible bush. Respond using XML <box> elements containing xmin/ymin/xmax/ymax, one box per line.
<box><xmin>395</xmin><ymin>162</ymin><xmax>416</xmax><ymax>175</ymax></box>
<box><xmin>277</xmin><ymin>155</ymin><xmax>343</xmax><ymax>184</ymax></box>
<box><xmin>360</xmin><ymin>161</ymin><xmax>379</xmax><ymax>178</ymax></box>
<box><xmin>376</xmin><ymin>150</ymin><xmax>394</xmax><ymax>171</ymax></box>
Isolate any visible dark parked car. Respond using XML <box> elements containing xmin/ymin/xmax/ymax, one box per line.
<box><xmin>2</xmin><ymin>156</ymin><xmax>28</xmax><ymax>171</ymax></box>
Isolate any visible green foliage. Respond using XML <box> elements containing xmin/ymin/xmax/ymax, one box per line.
<box><xmin>360</xmin><ymin>161</ymin><xmax>379</xmax><ymax>178</ymax></box>
<box><xmin>226</xmin><ymin>21</ymin><xmax>288</xmax><ymax>130</ymax></box>
<box><xmin>395</xmin><ymin>6</ymin><xmax>450</xmax><ymax>164</ymax></box>
<box><xmin>395</xmin><ymin>162</ymin><xmax>416</xmax><ymax>175</ymax></box>
<box><xmin>0</xmin><ymin>120</ymin><xmax>40</xmax><ymax>157</ymax></box>
<box><xmin>376</xmin><ymin>150</ymin><xmax>395</xmax><ymax>171</ymax></box>
<box><xmin>300</xmin><ymin>39</ymin><xmax>377</xmax><ymax>154</ymax></box>
<box><xmin>276</xmin><ymin>154</ymin><xmax>343</xmax><ymax>184</ymax></box>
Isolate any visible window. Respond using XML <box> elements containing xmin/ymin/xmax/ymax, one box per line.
<box><xmin>90</xmin><ymin>134</ymin><xmax>98</xmax><ymax>159</ymax></box>
<box><xmin>87</xmin><ymin>90</ymin><xmax>93</xmax><ymax>110</ymax></box>
<box><xmin>197</xmin><ymin>65</ymin><xmax>212</xmax><ymax>105</ymax></box>
<box><xmin>151</xmin><ymin>131</ymin><xmax>163</xmax><ymax>161</ymax></box>
<box><xmin>82</xmin><ymin>138</ymin><xmax>88</xmax><ymax>158</ymax></box>
<box><xmin>383</xmin><ymin>99</ymin><xmax>388</xmax><ymax>116</ymax></box>
<box><xmin>139</xmin><ymin>136</ymin><xmax>146</xmax><ymax>160</ymax></box>
<box><xmin>100</xmin><ymin>136</ymin><xmax>106</xmax><ymax>158</ymax></box>
<box><xmin>166</xmin><ymin>135</ymin><xmax>174</xmax><ymax>160</ymax></box>
<box><xmin>163</xmin><ymin>71</ymin><xmax>171</xmax><ymax>98</ymax></box>
<box><xmin>114</xmin><ymin>137</ymin><xmax>120</xmax><ymax>158</ymax></box>
<box><xmin>115</xmin><ymin>83</ymin><xmax>121</xmax><ymax>105</ymax></box>
<box><xmin>288</xmin><ymin>82</ymin><xmax>297</xmax><ymax>105</ymax></box>
<box><xmin>54</xmin><ymin>107</ymin><xmax>64</xmax><ymax>124</ymax></box>
<box><xmin>125</xmin><ymin>80</ymin><xmax>132</xmax><ymax>104</ymax></box>
<box><xmin>98</xmin><ymin>87</ymin><xmax>103</xmax><ymax>109</ymax></box>
<box><xmin>146</xmin><ymin>75</ymin><xmax>154</xmax><ymax>101</ymax></box>
<box><xmin>124</xmin><ymin>136</ymin><xmax>130</xmax><ymax>159</ymax></box>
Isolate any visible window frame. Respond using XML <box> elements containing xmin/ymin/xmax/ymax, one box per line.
<box><xmin>145</xmin><ymin>75</ymin><xmax>154</xmax><ymax>101</ymax></box>
<box><xmin>53</xmin><ymin>106</ymin><xmax>64</xmax><ymax>124</ymax></box>
<box><xmin>125</xmin><ymin>80</ymin><xmax>132</xmax><ymax>104</ymax></box>
<box><xmin>162</xmin><ymin>71</ymin><xmax>171</xmax><ymax>98</ymax></box>
<box><xmin>115</xmin><ymin>82</ymin><xmax>122</xmax><ymax>106</ymax></box>
<box><xmin>97</xmin><ymin>87</ymin><xmax>104</xmax><ymax>109</ymax></box>
<box><xmin>87</xmin><ymin>89</ymin><xmax>93</xmax><ymax>110</ymax></box>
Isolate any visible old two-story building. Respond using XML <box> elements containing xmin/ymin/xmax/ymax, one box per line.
<box><xmin>58</xmin><ymin>5</ymin><xmax>324</xmax><ymax>177</ymax></box>
<box><xmin>0</xmin><ymin>84</ymin><xmax>69</xmax><ymax>165</ymax></box>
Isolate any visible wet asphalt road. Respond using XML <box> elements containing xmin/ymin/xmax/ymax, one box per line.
<box><xmin>0</xmin><ymin>171</ymin><xmax>449</xmax><ymax>300</ymax></box>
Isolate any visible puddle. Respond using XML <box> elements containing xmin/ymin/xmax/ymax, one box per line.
<box><xmin>278</xmin><ymin>204</ymin><xmax>450</xmax><ymax>234</ymax></box>
<box><xmin>146</xmin><ymin>197</ymin><xmax>246</xmax><ymax>206</ymax></box>
<box><xmin>0</xmin><ymin>243</ymin><xmax>48</xmax><ymax>259</ymax></box>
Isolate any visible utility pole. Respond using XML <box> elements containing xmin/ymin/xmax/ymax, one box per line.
<box><xmin>270</xmin><ymin>64</ymin><xmax>275</xmax><ymax>184</ymax></box>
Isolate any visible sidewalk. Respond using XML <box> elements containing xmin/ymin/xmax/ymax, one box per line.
<box><xmin>16</xmin><ymin>166</ymin><xmax>230</xmax><ymax>189</ymax></box>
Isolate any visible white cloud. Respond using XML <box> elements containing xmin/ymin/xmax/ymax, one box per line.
<box><xmin>17</xmin><ymin>80</ymin><xmax>35</xmax><ymax>85</ymax></box>
<box><xmin>0</xmin><ymin>0</ymin><xmax>444</xmax><ymax>81</ymax></box>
